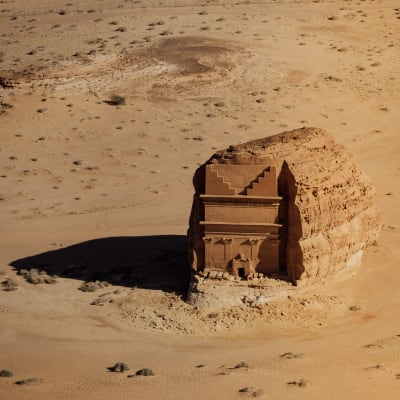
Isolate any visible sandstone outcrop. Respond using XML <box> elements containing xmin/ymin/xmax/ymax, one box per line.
<box><xmin>187</xmin><ymin>127</ymin><xmax>381</xmax><ymax>291</ymax></box>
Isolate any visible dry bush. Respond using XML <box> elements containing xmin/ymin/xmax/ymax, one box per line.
<box><xmin>287</xmin><ymin>379</ymin><xmax>311</xmax><ymax>388</ymax></box>
<box><xmin>17</xmin><ymin>269</ymin><xmax>57</xmax><ymax>284</ymax></box>
<box><xmin>79</xmin><ymin>280</ymin><xmax>109</xmax><ymax>292</ymax></box>
<box><xmin>1</xmin><ymin>278</ymin><xmax>18</xmax><ymax>291</ymax></box>
<box><xmin>15</xmin><ymin>377</ymin><xmax>42</xmax><ymax>385</ymax></box>
<box><xmin>134</xmin><ymin>368</ymin><xmax>154</xmax><ymax>376</ymax></box>
<box><xmin>0</xmin><ymin>369</ymin><xmax>13</xmax><ymax>377</ymax></box>
<box><xmin>90</xmin><ymin>296</ymin><xmax>112</xmax><ymax>306</ymax></box>
<box><xmin>280</xmin><ymin>352</ymin><xmax>304</xmax><ymax>359</ymax></box>
<box><xmin>234</xmin><ymin>361</ymin><xmax>250</xmax><ymax>369</ymax></box>
<box><xmin>106</xmin><ymin>95</ymin><xmax>126</xmax><ymax>106</ymax></box>
<box><xmin>239</xmin><ymin>387</ymin><xmax>264</xmax><ymax>397</ymax></box>
<box><xmin>108</xmin><ymin>362</ymin><xmax>130</xmax><ymax>373</ymax></box>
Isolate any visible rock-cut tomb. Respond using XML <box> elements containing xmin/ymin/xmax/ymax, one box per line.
<box><xmin>188</xmin><ymin>127</ymin><xmax>381</xmax><ymax>286</ymax></box>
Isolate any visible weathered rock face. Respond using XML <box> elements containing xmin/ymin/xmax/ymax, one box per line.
<box><xmin>188</xmin><ymin>127</ymin><xmax>381</xmax><ymax>286</ymax></box>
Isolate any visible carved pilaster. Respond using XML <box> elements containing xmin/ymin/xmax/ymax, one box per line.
<box><xmin>202</xmin><ymin>236</ymin><xmax>214</xmax><ymax>269</ymax></box>
<box><xmin>248</xmin><ymin>238</ymin><xmax>260</xmax><ymax>261</ymax></box>
<box><xmin>222</xmin><ymin>237</ymin><xmax>233</xmax><ymax>265</ymax></box>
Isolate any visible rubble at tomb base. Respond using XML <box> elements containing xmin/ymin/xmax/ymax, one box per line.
<box><xmin>187</xmin><ymin>127</ymin><xmax>381</xmax><ymax>306</ymax></box>
<box><xmin>187</xmin><ymin>272</ymin><xmax>293</xmax><ymax>309</ymax></box>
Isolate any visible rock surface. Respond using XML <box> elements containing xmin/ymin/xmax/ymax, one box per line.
<box><xmin>188</xmin><ymin>127</ymin><xmax>381</xmax><ymax>286</ymax></box>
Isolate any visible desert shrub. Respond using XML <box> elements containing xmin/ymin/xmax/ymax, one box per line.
<box><xmin>287</xmin><ymin>379</ymin><xmax>310</xmax><ymax>387</ymax></box>
<box><xmin>107</xmin><ymin>95</ymin><xmax>126</xmax><ymax>106</ymax></box>
<box><xmin>17</xmin><ymin>269</ymin><xmax>56</xmax><ymax>284</ymax></box>
<box><xmin>15</xmin><ymin>377</ymin><xmax>42</xmax><ymax>385</ymax></box>
<box><xmin>239</xmin><ymin>386</ymin><xmax>255</xmax><ymax>393</ymax></box>
<box><xmin>234</xmin><ymin>361</ymin><xmax>250</xmax><ymax>369</ymax></box>
<box><xmin>365</xmin><ymin>364</ymin><xmax>384</xmax><ymax>370</ymax></box>
<box><xmin>239</xmin><ymin>387</ymin><xmax>264</xmax><ymax>396</ymax></box>
<box><xmin>79</xmin><ymin>281</ymin><xmax>109</xmax><ymax>292</ymax></box>
<box><xmin>108</xmin><ymin>362</ymin><xmax>130</xmax><ymax>373</ymax></box>
<box><xmin>1</xmin><ymin>278</ymin><xmax>18</xmax><ymax>291</ymax></box>
<box><xmin>280</xmin><ymin>352</ymin><xmax>304</xmax><ymax>359</ymax></box>
<box><xmin>0</xmin><ymin>369</ymin><xmax>13</xmax><ymax>377</ymax></box>
<box><xmin>90</xmin><ymin>297</ymin><xmax>110</xmax><ymax>306</ymax></box>
<box><xmin>135</xmin><ymin>368</ymin><xmax>154</xmax><ymax>376</ymax></box>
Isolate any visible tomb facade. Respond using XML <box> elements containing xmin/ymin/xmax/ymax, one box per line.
<box><xmin>200</xmin><ymin>163</ymin><xmax>282</xmax><ymax>278</ymax></box>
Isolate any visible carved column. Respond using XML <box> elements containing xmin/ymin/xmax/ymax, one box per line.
<box><xmin>248</xmin><ymin>238</ymin><xmax>259</xmax><ymax>262</ymax></box>
<box><xmin>222</xmin><ymin>237</ymin><xmax>233</xmax><ymax>267</ymax></box>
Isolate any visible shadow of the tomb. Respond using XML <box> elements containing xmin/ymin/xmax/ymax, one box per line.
<box><xmin>10</xmin><ymin>235</ymin><xmax>189</xmax><ymax>293</ymax></box>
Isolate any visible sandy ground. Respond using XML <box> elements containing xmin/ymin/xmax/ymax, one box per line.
<box><xmin>0</xmin><ymin>0</ymin><xmax>400</xmax><ymax>398</ymax></box>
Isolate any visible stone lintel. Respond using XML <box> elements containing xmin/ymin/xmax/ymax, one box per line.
<box><xmin>201</xmin><ymin>233</ymin><xmax>280</xmax><ymax>241</ymax></box>
<box><xmin>200</xmin><ymin>221</ymin><xmax>282</xmax><ymax>227</ymax></box>
<box><xmin>200</xmin><ymin>194</ymin><xmax>282</xmax><ymax>204</ymax></box>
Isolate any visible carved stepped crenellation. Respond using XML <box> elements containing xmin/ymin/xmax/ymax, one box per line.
<box><xmin>206</xmin><ymin>164</ymin><xmax>236</xmax><ymax>196</ymax></box>
<box><xmin>240</xmin><ymin>170</ymin><xmax>266</xmax><ymax>195</ymax></box>
<box><xmin>245</xmin><ymin>167</ymin><xmax>277</xmax><ymax>197</ymax></box>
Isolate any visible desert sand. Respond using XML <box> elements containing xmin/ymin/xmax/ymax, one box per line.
<box><xmin>0</xmin><ymin>0</ymin><xmax>399</xmax><ymax>398</ymax></box>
